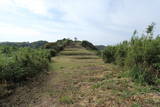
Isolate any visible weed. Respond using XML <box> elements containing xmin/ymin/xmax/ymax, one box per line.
<box><xmin>59</xmin><ymin>96</ymin><xmax>73</xmax><ymax>104</ymax></box>
<box><xmin>131</xmin><ymin>103</ymin><xmax>141</xmax><ymax>107</ymax></box>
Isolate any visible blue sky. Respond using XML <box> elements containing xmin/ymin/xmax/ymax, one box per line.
<box><xmin>0</xmin><ymin>0</ymin><xmax>160</xmax><ymax>45</ymax></box>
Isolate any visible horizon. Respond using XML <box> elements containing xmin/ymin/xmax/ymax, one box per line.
<box><xmin>0</xmin><ymin>0</ymin><xmax>160</xmax><ymax>45</ymax></box>
<box><xmin>0</xmin><ymin>39</ymin><xmax>106</xmax><ymax>46</ymax></box>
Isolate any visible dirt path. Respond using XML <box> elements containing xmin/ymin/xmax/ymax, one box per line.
<box><xmin>1</xmin><ymin>47</ymin><xmax>160</xmax><ymax>107</ymax></box>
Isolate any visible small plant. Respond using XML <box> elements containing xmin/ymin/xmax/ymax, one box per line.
<box><xmin>59</xmin><ymin>96</ymin><xmax>73</xmax><ymax>104</ymax></box>
<box><xmin>92</xmin><ymin>83</ymin><xmax>102</xmax><ymax>89</ymax></box>
<box><xmin>131</xmin><ymin>103</ymin><xmax>141</xmax><ymax>107</ymax></box>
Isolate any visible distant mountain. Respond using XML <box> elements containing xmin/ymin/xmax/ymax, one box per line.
<box><xmin>0</xmin><ymin>40</ymin><xmax>48</xmax><ymax>48</ymax></box>
<box><xmin>96</xmin><ymin>45</ymin><xmax>105</xmax><ymax>50</ymax></box>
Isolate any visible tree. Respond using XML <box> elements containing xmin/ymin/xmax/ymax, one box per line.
<box><xmin>74</xmin><ymin>37</ymin><xmax>77</xmax><ymax>41</ymax></box>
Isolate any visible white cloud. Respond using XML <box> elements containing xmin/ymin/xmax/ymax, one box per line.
<box><xmin>0</xmin><ymin>0</ymin><xmax>160</xmax><ymax>44</ymax></box>
<box><xmin>0</xmin><ymin>23</ymin><xmax>40</xmax><ymax>36</ymax></box>
<box><xmin>0</xmin><ymin>0</ymin><xmax>14</xmax><ymax>11</ymax></box>
<box><xmin>13</xmin><ymin>0</ymin><xmax>49</xmax><ymax>16</ymax></box>
<box><xmin>0</xmin><ymin>0</ymin><xmax>50</xmax><ymax>16</ymax></box>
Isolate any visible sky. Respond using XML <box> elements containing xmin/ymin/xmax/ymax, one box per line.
<box><xmin>0</xmin><ymin>0</ymin><xmax>160</xmax><ymax>45</ymax></box>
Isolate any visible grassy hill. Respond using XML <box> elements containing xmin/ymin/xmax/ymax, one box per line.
<box><xmin>1</xmin><ymin>43</ymin><xmax>159</xmax><ymax>106</ymax></box>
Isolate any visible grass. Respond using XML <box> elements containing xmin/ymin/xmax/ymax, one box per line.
<box><xmin>60</xmin><ymin>51</ymin><xmax>96</xmax><ymax>56</ymax></box>
<box><xmin>59</xmin><ymin>96</ymin><xmax>73</xmax><ymax>104</ymax></box>
<box><xmin>60</xmin><ymin>47</ymin><xmax>96</xmax><ymax>56</ymax></box>
<box><xmin>92</xmin><ymin>82</ymin><xmax>102</xmax><ymax>89</ymax></box>
<box><xmin>2</xmin><ymin>47</ymin><xmax>160</xmax><ymax>106</ymax></box>
<box><xmin>52</xmin><ymin>48</ymin><xmax>160</xmax><ymax>106</ymax></box>
<box><xmin>131</xmin><ymin>103</ymin><xmax>141</xmax><ymax>107</ymax></box>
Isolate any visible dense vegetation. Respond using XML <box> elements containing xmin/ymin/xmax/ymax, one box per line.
<box><xmin>102</xmin><ymin>24</ymin><xmax>160</xmax><ymax>85</ymax></box>
<box><xmin>0</xmin><ymin>38</ymin><xmax>98</xmax><ymax>84</ymax></box>
<box><xmin>44</xmin><ymin>38</ymin><xmax>74</xmax><ymax>56</ymax></box>
<box><xmin>0</xmin><ymin>41</ymin><xmax>48</xmax><ymax>48</ymax></box>
<box><xmin>44</xmin><ymin>39</ymin><xmax>73</xmax><ymax>52</ymax></box>
<box><xmin>81</xmin><ymin>40</ymin><xmax>97</xmax><ymax>50</ymax></box>
<box><xmin>0</xmin><ymin>46</ymin><xmax>51</xmax><ymax>83</ymax></box>
<box><xmin>0</xmin><ymin>38</ymin><xmax>74</xmax><ymax>84</ymax></box>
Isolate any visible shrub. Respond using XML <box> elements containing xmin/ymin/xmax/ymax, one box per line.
<box><xmin>0</xmin><ymin>38</ymin><xmax>74</xmax><ymax>83</ymax></box>
<box><xmin>0</xmin><ymin>47</ymin><xmax>51</xmax><ymax>83</ymax></box>
<box><xmin>44</xmin><ymin>38</ymin><xmax>74</xmax><ymax>53</ymax></box>
<box><xmin>81</xmin><ymin>41</ymin><xmax>97</xmax><ymax>50</ymax></box>
<box><xmin>102</xmin><ymin>46</ymin><xmax>116</xmax><ymax>63</ymax></box>
<box><xmin>49</xmin><ymin>49</ymin><xmax>57</xmax><ymax>57</ymax></box>
<box><xmin>114</xmin><ymin>41</ymin><xmax>128</xmax><ymax>66</ymax></box>
<box><xmin>102</xmin><ymin>24</ymin><xmax>160</xmax><ymax>85</ymax></box>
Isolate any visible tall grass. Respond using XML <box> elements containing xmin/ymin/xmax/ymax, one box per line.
<box><xmin>102</xmin><ymin>23</ymin><xmax>160</xmax><ymax>85</ymax></box>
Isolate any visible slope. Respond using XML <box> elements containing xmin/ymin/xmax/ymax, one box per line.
<box><xmin>1</xmin><ymin>45</ymin><xmax>160</xmax><ymax>107</ymax></box>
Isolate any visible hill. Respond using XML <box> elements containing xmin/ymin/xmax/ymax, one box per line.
<box><xmin>96</xmin><ymin>45</ymin><xmax>105</xmax><ymax>50</ymax></box>
<box><xmin>0</xmin><ymin>41</ymin><xmax>48</xmax><ymax>48</ymax></box>
<box><xmin>1</xmin><ymin>43</ymin><xmax>159</xmax><ymax>106</ymax></box>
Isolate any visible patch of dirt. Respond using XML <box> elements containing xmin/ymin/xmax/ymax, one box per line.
<box><xmin>0</xmin><ymin>71</ymin><xmax>57</xmax><ymax>107</ymax></box>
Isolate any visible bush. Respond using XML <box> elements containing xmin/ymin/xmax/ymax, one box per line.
<box><xmin>44</xmin><ymin>38</ymin><xmax>74</xmax><ymax>53</ymax></box>
<box><xmin>102</xmin><ymin>24</ymin><xmax>160</xmax><ymax>85</ymax></box>
<box><xmin>102</xmin><ymin>46</ymin><xmax>116</xmax><ymax>63</ymax></box>
<box><xmin>0</xmin><ymin>47</ymin><xmax>51</xmax><ymax>83</ymax></box>
<box><xmin>0</xmin><ymin>38</ymin><xmax>74</xmax><ymax>83</ymax></box>
<box><xmin>44</xmin><ymin>42</ymin><xmax>62</xmax><ymax>52</ymax></box>
<box><xmin>49</xmin><ymin>49</ymin><xmax>57</xmax><ymax>57</ymax></box>
<box><xmin>81</xmin><ymin>41</ymin><xmax>97</xmax><ymax>50</ymax></box>
<box><xmin>114</xmin><ymin>41</ymin><xmax>128</xmax><ymax>66</ymax></box>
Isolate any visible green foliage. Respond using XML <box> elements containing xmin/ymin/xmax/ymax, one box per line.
<box><xmin>81</xmin><ymin>40</ymin><xmax>97</xmax><ymax>50</ymax></box>
<box><xmin>102</xmin><ymin>46</ymin><xmax>116</xmax><ymax>63</ymax></box>
<box><xmin>59</xmin><ymin>96</ymin><xmax>73</xmax><ymax>104</ymax></box>
<box><xmin>44</xmin><ymin>38</ymin><xmax>74</xmax><ymax>53</ymax></box>
<box><xmin>102</xmin><ymin>24</ymin><xmax>160</xmax><ymax>85</ymax></box>
<box><xmin>0</xmin><ymin>38</ymin><xmax>75</xmax><ymax>83</ymax></box>
<box><xmin>31</xmin><ymin>41</ymin><xmax>48</xmax><ymax>48</ymax></box>
<box><xmin>0</xmin><ymin>41</ymin><xmax>48</xmax><ymax>48</ymax></box>
<box><xmin>49</xmin><ymin>49</ymin><xmax>57</xmax><ymax>57</ymax></box>
<box><xmin>0</xmin><ymin>47</ymin><xmax>51</xmax><ymax>83</ymax></box>
<box><xmin>0</xmin><ymin>38</ymin><xmax>74</xmax><ymax>83</ymax></box>
<box><xmin>96</xmin><ymin>50</ymin><xmax>103</xmax><ymax>56</ymax></box>
<box><xmin>44</xmin><ymin>42</ymin><xmax>62</xmax><ymax>52</ymax></box>
<box><xmin>114</xmin><ymin>41</ymin><xmax>128</xmax><ymax>66</ymax></box>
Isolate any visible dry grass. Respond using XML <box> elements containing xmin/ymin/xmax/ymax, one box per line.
<box><xmin>1</xmin><ymin>47</ymin><xmax>160</xmax><ymax>107</ymax></box>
